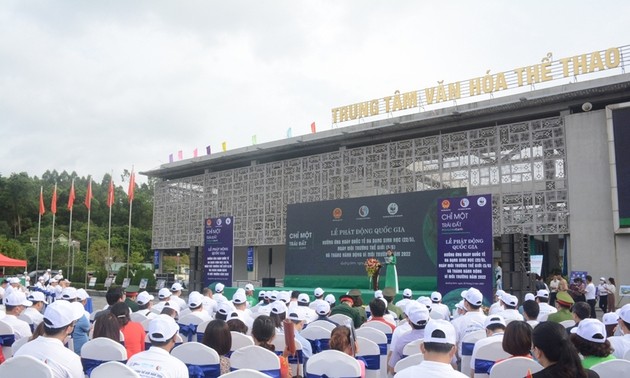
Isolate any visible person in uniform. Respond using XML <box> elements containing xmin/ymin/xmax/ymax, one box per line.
<box><xmin>547</xmin><ymin>291</ymin><xmax>575</xmax><ymax>323</ymax></box>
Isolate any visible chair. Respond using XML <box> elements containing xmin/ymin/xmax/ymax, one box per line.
<box><xmin>230</xmin><ymin>331</ymin><xmax>255</xmax><ymax>353</ymax></box>
<box><xmin>307</xmin><ymin>320</ymin><xmax>336</xmax><ymax>331</ymax></box>
<box><xmin>356</xmin><ymin>327</ymin><xmax>388</xmax><ymax>378</ymax></box>
<box><xmin>178</xmin><ymin>314</ymin><xmax>205</xmax><ymax>342</ymax></box>
<box><xmin>0</xmin><ymin>355</ymin><xmax>53</xmax><ymax>377</ymax></box>
<box><xmin>300</xmin><ymin>325</ymin><xmax>332</xmax><ymax>353</ymax></box>
<box><xmin>394</xmin><ymin>353</ymin><xmax>424</xmax><ymax>373</ymax></box>
<box><xmin>172</xmin><ymin>342</ymin><xmax>221</xmax><ymax>378</ymax></box>
<box><xmin>129</xmin><ymin>312</ymin><xmax>147</xmax><ymax>323</ymax></box>
<box><xmin>360</xmin><ymin>321</ymin><xmax>393</xmax><ymax>344</ymax></box>
<box><xmin>141</xmin><ymin>318</ymin><xmax>152</xmax><ymax>332</ymax></box>
<box><xmin>472</xmin><ymin>339</ymin><xmax>511</xmax><ymax>378</ymax></box>
<box><xmin>356</xmin><ymin>336</ymin><xmax>381</xmax><ymax>378</ymax></box>
<box><xmin>402</xmin><ymin>338</ymin><xmax>423</xmax><ymax>358</ymax></box>
<box><xmin>11</xmin><ymin>336</ymin><xmax>30</xmax><ymax>353</ymax></box>
<box><xmin>273</xmin><ymin>334</ymin><xmax>304</xmax><ymax>375</ymax></box>
<box><xmin>624</xmin><ymin>349</ymin><xmax>630</xmax><ymax>361</ymax></box>
<box><xmin>230</xmin><ymin>345</ymin><xmax>281</xmax><ymax>376</ymax></box>
<box><xmin>306</xmin><ymin>349</ymin><xmax>361</xmax><ymax>378</ymax></box>
<box><xmin>329</xmin><ymin>313</ymin><xmax>352</xmax><ymax>325</ymax></box>
<box><xmin>91</xmin><ymin>361</ymin><xmax>140</xmax><ymax>378</ymax></box>
<box><xmin>17</xmin><ymin>312</ymin><xmax>34</xmax><ymax>331</ymax></box>
<box><xmin>219</xmin><ymin>368</ymin><xmax>271</xmax><ymax>377</ymax></box>
<box><xmin>196</xmin><ymin>320</ymin><xmax>211</xmax><ymax>342</ymax></box>
<box><xmin>0</xmin><ymin>319</ymin><xmax>16</xmax><ymax>358</ymax></box>
<box><xmin>460</xmin><ymin>329</ymin><xmax>486</xmax><ymax>376</ymax></box>
<box><xmin>591</xmin><ymin>359</ymin><xmax>630</xmax><ymax>376</ymax></box>
<box><xmin>80</xmin><ymin>337</ymin><xmax>128</xmax><ymax>376</ymax></box>
<box><xmin>489</xmin><ymin>357</ymin><xmax>542</xmax><ymax>377</ymax></box>
<box><xmin>559</xmin><ymin>319</ymin><xmax>576</xmax><ymax>328</ymax></box>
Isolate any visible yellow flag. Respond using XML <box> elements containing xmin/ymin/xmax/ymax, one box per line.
<box><xmin>222</xmin><ymin>141</ymin><xmax>227</xmax><ymax>151</ymax></box>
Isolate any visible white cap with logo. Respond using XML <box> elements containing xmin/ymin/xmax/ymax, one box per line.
<box><xmin>148</xmin><ymin>314</ymin><xmax>180</xmax><ymax>342</ymax></box>
<box><xmin>5</xmin><ymin>291</ymin><xmax>32</xmax><ymax>307</ymax></box>
<box><xmin>571</xmin><ymin>318</ymin><xmax>607</xmax><ymax>343</ymax></box>
<box><xmin>188</xmin><ymin>291</ymin><xmax>204</xmax><ymax>308</ymax></box>
<box><xmin>137</xmin><ymin>291</ymin><xmax>155</xmax><ymax>306</ymax></box>
<box><xmin>43</xmin><ymin>300</ymin><xmax>84</xmax><ymax>328</ymax></box>
<box><xmin>424</xmin><ymin>319</ymin><xmax>456</xmax><ymax>344</ymax></box>
<box><xmin>158</xmin><ymin>288</ymin><xmax>171</xmax><ymax>299</ymax></box>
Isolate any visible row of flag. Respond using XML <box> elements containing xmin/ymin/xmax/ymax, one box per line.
<box><xmin>38</xmin><ymin>171</ymin><xmax>136</xmax><ymax>216</ymax></box>
<box><xmin>168</xmin><ymin>122</ymin><xmax>317</xmax><ymax>163</ymax></box>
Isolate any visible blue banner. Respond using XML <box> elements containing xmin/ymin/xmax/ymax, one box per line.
<box><xmin>247</xmin><ymin>246</ymin><xmax>254</xmax><ymax>272</ymax></box>
<box><xmin>437</xmin><ymin>194</ymin><xmax>493</xmax><ymax>306</ymax></box>
<box><xmin>203</xmin><ymin>216</ymin><xmax>234</xmax><ymax>288</ymax></box>
<box><xmin>154</xmin><ymin>250</ymin><xmax>160</xmax><ymax>270</ymax></box>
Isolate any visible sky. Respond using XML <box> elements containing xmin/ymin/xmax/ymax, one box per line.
<box><xmin>1</xmin><ymin>0</ymin><xmax>628</xmax><ymax>185</ymax></box>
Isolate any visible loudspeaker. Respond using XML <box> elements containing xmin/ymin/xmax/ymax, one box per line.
<box><xmin>262</xmin><ymin>277</ymin><xmax>276</xmax><ymax>287</ymax></box>
<box><xmin>188</xmin><ymin>246</ymin><xmax>204</xmax><ymax>292</ymax></box>
<box><xmin>268</xmin><ymin>248</ymin><xmax>273</xmax><ymax>265</ymax></box>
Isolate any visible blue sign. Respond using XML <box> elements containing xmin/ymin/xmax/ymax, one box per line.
<box><xmin>203</xmin><ymin>216</ymin><xmax>234</xmax><ymax>288</ymax></box>
<box><xmin>437</xmin><ymin>194</ymin><xmax>493</xmax><ymax>305</ymax></box>
<box><xmin>247</xmin><ymin>246</ymin><xmax>254</xmax><ymax>272</ymax></box>
<box><xmin>153</xmin><ymin>250</ymin><xmax>160</xmax><ymax>270</ymax></box>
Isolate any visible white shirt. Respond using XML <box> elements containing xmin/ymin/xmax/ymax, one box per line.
<box><xmin>169</xmin><ymin>295</ymin><xmax>187</xmax><ymax>310</ymax></box>
<box><xmin>395</xmin><ymin>360</ymin><xmax>468</xmax><ymax>378</ymax></box>
<box><xmin>430</xmin><ymin>303</ymin><xmax>451</xmax><ymax>320</ymax></box>
<box><xmin>395</xmin><ymin>298</ymin><xmax>413</xmax><ymax>312</ymax></box>
<box><xmin>470</xmin><ymin>334</ymin><xmax>503</xmax><ymax>370</ymax></box>
<box><xmin>188</xmin><ymin>309</ymin><xmax>212</xmax><ymax>322</ymax></box>
<box><xmin>585</xmin><ymin>283</ymin><xmax>596</xmax><ymax>300</ymax></box>
<box><xmin>489</xmin><ymin>301</ymin><xmax>503</xmax><ymax>315</ymax></box>
<box><xmin>202</xmin><ymin>297</ymin><xmax>217</xmax><ymax>316</ymax></box>
<box><xmin>23</xmin><ymin>306</ymin><xmax>45</xmax><ymax>326</ymax></box>
<box><xmin>14</xmin><ymin>335</ymin><xmax>84</xmax><ymax>378</ymax></box>
<box><xmin>608</xmin><ymin>334</ymin><xmax>630</xmax><ymax>359</ymax></box>
<box><xmin>127</xmin><ymin>346</ymin><xmax>189</xmax><ymax>378</ymax></box>
<box><xmin>451</xmin><ymin>310</ymin><xmax>487</xmax><ymax>358</ymax></box>
<box><xmin>597</xmin><ymin>283</ymin><xmax>608</xmax><ymax>297</ymax></box>
<box><xmin>536</xmin><ymin>302</ymin><xmax>557</xmax><ymax>322</ymax></box>
<box><xmin>496</xmin><ymin>309</ymin><xmax>524</xmax><ymax>322</ymax></box>
<box><xmin>1</xmin><ymin>314</ymin><xmax>33</xmax><ymax>340</ymax></box>
<box><xmin>309</xmin><ymin>298</ymin><xmax>327</xmax><ymax>310</ymax></box>
<box><xmin>390</xmin><ymin>321</ymin><xmax>412</xmax><ymax>354</ymax></box>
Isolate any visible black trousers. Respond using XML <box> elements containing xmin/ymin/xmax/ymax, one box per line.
<box><xmin>587</xmin><ymin>299</ymin><xmax>597</xmax><ymax>318</ymax></box>
<box><xmin>599</xmin><ymin>296</ymin><xmax>608</xmax><ymax>313</ymax></box>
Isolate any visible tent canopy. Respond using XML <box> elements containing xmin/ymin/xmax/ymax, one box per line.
<box><xmin>0</xmin><ymin>253</ymin><xmax>27</xmax><ymax>268</ymax></box>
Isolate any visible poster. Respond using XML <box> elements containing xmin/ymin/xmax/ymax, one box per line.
<box><xmin>88</xmin><ymin>277</ymin><xmax>97</xmax><ymax>287</ymax></box>
<box><xmin>530</xmin><ymin>255</ymin><xmax>543</xmax><ymax>276</ymax></box>
<box><xmin>104</xmin><ymin>277</ymin><xmax>113</xmax><ymax>288</ymax></box>
<box><xmin>247</xmin><ymin>246</ymin><xmax>254</xmax><ymax>272</ymax></box>
<box><xmin>156</xmin><ymin>279</ymin><xmax>166</xmax><ymax>290</ymax></box>
<box><xmin>203</xmin><ymin>216</ymin><xmax>234</xmax><ymax>288</ymax></box>
<box><xmin>437</xmin><ymin>194</ymin><xmax>493</xmax><ymax>305</ymax></box>
<box><xmin>139</xmin><ymin>278</ymin><xmax>148</xmax><ymax>289</ymax></box>
<box><xmin>122</xmin><ymin>277</ymin><xmax>131</xmax><ymax>288</ymax></box>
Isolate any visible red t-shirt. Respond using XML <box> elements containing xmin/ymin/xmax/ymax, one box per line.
<box><xmin>121</xmin><ymin>321</ymin><xmax>146</xmax><ymax>358</ymax></box>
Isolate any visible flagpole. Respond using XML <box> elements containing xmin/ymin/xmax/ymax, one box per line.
<box><xmin>85</xmin><ymin>177</ymin><xmax>92</xmax><ymax>288</ymax></box>
<box><xmin>107</xmin><ymin>178</ymin><xmax>113</xmax><ymax>276</ymax></box>
<box><xmin>67</xmin><ymin>178</ymin><xmax>75</xmax><ymax>276</ymax></box>
<box><xmin>50</xmin><ymin>182</ymin><xmax>57</xmax><ymax>269</ymax></box>
<box><xmin>126</xmin><ymin>199</ymin><xmax>133</xmax><ymax>278</ymax></box>
<box><xmin>36</xmin><ymin>186</ymin><xmax>43</xmax><ymax>272</ymax></box>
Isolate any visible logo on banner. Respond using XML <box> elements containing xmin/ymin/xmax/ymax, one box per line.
<box><xmin>225</xmin><ymin>217</ymin><xmax>231</xmax><ymax>225</ymax></box>
<box><xmin>206</xmin><ymin>219</ymin><xmax>212</xmax><ymax>226</ymax></box>
<box><xmin>216</xmin><ymin>218</ymin><xmax>222</xmax><ymax>226</ymax></box>
<box><xmin>477</xmin><ymin>197</ymin><xmax>487</xmax><ymax>207</ymax></box>
<box><xmin>460</xmin><ymin>198</ymin><xmax>470</xmax><ymax>208</ymax></box>
<box><xmin>333</xmin><ymin>208</ymin><xmax>343</xmax><ymax>219</ymax></box>
<box><xmin>359</xmin><ymin>205</ymin><xmax>369</xmax><ymax>217</ymax></box>
<box><xmin>387</xmin><ymin>203</ymin><xmax>399</xmax><ymax>215</ymax></box>
<box><xmin>441</xmin><ymin>200</ymin><xmax>451</xmax><ymax>209</ymax></box>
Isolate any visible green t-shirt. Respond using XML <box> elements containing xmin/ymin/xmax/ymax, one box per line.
<box><xmin>581</xmin><ymin>354</ymin><xmax>615</xmax><ymax>369</ymax></box>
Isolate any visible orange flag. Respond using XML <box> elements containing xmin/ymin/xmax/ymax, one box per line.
<box><xmin>50</xmin><ymin>183</ymin><xmax>58</xmax><ymax>214</ymax></box>
<box><xmin>39</xmin><ymin>186</ymin><xmax>45</xmax><ymax>215</ymax></box>
<box><xmin>67</xmin><ymin>179</ymin><xmax>76</xmax><ymax>210</ymax></box>
<box><xmin>84</xmin><ymin>179</ymin><xmax>93</xmax><ymax>210</ymax></box>
<box><xmin>107</xmin><ymin>178</ymin><xmax>115</xmax><ymax>208</ymax></box>
<box><xmin>128</xmin><ymin>171</ymin><xmax>135</xmax><ymax>203</ymax></box>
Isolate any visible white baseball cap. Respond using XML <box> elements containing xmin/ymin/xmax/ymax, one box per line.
<box><xmin>245</xmin><ymin>283</ymin><xmax>254</xmax><ymax>291</ymax></box>
<box><xmin>430</xmin><ymin>291</ymin><xmax>442</xmax><ymax>302</ymax></box>
<box><xmin>571</xmin><ymin>318</ymin><xmax>607</xmax><ymax>343</ymax></box>
<box><xmin>536</xmin><ymin>289</ymin><xmax>549</xmax><ymax>299</ymax></box>
<box><xmin>462</xmin><ymin>287</ymin><xmax>483</xmax><ymax>306</ymax></box>
<box><xmin>288</xmin><ymin>311</ymin><xmax>306</xmax><ymax>322</ymax></box>
<box><xmin>314</xmin><ymin>288</ymin><xmax>324</xmax><ymax>297</ymax></box>
<box><xmin>455</xmin><ymin>300</ymin><xmax>466</xmax><ymax>311</ymax></box>
<box><xmin>232</xmin><ymin>291</ymin><xmax>247</xmax><ymax>305</ymax></box>
<box><xmin>137</xmin><ymin>291</ymin><xmax>155</xmax><ymax>305</ymax></box>
<box><xmin>77</xmin><ymin>288</ymin><xmax>90</xmax><ymax>301</ymax></box>
<box><xmin>5</xmin><ymin>291</ymin><xmax>32</xmax><ymax>307</ymax></box>
<box><xmin>602</xmin><ymin>312</ymin><xmax>619</xmax><ymax>326</ymax></box>
<box><xmin>503</xmin><ymin>294</ymin><xmax>518</xmax><ymax>307</ymax></box>
<box><xmin>61</xmin><ymin>287</ymin><xmax>78</xmax><ymax>300</ymax></box>
<box><xmin>297</xmin><ymin>293</ymin><xmax>310</xmax><ymax>304</ymax></box>
<box><xmin>27</xmin><ymin>291</ymin><xmax>47</xmax><ymax>303</ymax></box>
<box><xmin>271</xmin><ymin>300</ymin><xmax>287</xmax><ymax>315</ymax></box>
<box><xmin>417</xmin><ymin>296</ymin><xmax>432</xmax><ymax>309</ymax></box>
<box><xmin>618</xmin><ymin>303</ymin><xmax>630</xmax><ymax>323</ymax></box>
<box><xmin>158</xmin><ymin>288</ymin><xmax>172</xmax><ymax>299</ymax></box>
<box><xmin>316</xmin><ymin>301</ymin><xmax>330</xmax><ymax>316</ymax></box>
<box><xmin>171</xmin><ymin>282</ymin><xmax>183</xmax><ymax>292</ymax></box>
<box><xmin>163</xmin><ymin>301</ymin><xmax>180</xmax><ymax>314</ymax></box>
<box><xmin>325</xmin><ymin>294</ymin><xmax>336</xmax><ymax>305</ymax></box>
<box><xmin>495</xmin><ymin>289</ymin><xmax>506</xmax><ymax>297</ymax></box>
<box><xmin>215</xmin><ymin>283</ymin><xmax>225</xmax><ymax>293</ymax></box>
<box><xmin>402</xmin><ymin>288</ymin><xmax>413</xmax><ymax>298</ymax></box>
<box><xmin>374</xmin><ymin>290</ymin><xmax>383</xmax><ymax>299</ymax></box>
<box><xmin>188</xmin><ymin>291</ymin><xmax>204</xmax><ymax>308</ymax></box>
<box><xmin>278</xmin><ymin>291</ymin><xmax>291</xmax><ymax>303</ymax></box>
<box><xmin>216</xmin><ymin>302</ymin><xmax>233</xmax><ymax>318</ymax></box>
<box><xmin>9</xmin><ymin>277</ymin><xmax>20</xmax><ymax>284</ymax></box>
<box><xmin>407</xmin><ymin>304</ymin><xmax>430</xmax><ymax>326</ymax></box>
<box><xmin>148</xmin><ymin>314</ymin><xmax>180</xmax><ymax>342</ymax></box>
<box><xmin>524</xmin><ymin>293</ymin><xmax>536</xmax><ymax>302</ymax></box>
<box><xmin>424</xmin><ymin>319</ymin><xmax>456</xmax><ymax>344</ymax></box>
<box><xmin>43</xmin><ymin>300</ymin><xmax>84</xmax><ymax>328</ymax></box>
<box><xmin>485</xmin><ymin>315</ymin><xmax>506</xmax><ymax>328</ymax></box>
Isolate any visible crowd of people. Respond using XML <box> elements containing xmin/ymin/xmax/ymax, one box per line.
<box><xmin>0</xmin><ymin>270</ymin><xmax>628</xmax><ymax>378</ymax></box>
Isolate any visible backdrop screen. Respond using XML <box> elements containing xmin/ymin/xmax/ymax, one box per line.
<box><xmin>285</xmin><ymin>188</ymin><xmax>465</xmax><ymax>277</ymax></box>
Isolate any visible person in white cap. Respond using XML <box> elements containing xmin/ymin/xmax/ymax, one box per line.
<box><xmin>187</xmin><ymin>291</ymin><xmax>212</xmax><ymax>322</ymax></box>
<box><xmin>14</xmin><ymin>300</ymin><xmax>85</xmax><ymax>378</ymax></box>
<box><xmin>451</xmin><ymin>288</ymin><xmax>487</xmax><ymax>360</ymax></box>
<box><xmin>287</xmin><ymin>311</ymin><xmax>313</xmax><ymax>359</ymax></box>
<box><xmin>597</xmin><ymin>277</ymin><xmax>608</xmax><ymax>314</ymax></box>
<box><xmin>430</xmin><ymin>291</ymin><xmax>450</xmax><ymax>320</ymax></box>
<box><xmin>4</xmin><ymin>277</ymin><xmax>21</xmax><ymax>297</ymax></box>
<box><xmin>488</xmin><ymin>289</ymin><xmax>505</xmax><ymax>315</ymax></box>
<box><xmin>390</xmin><ymin>301</ymin><xmax>420</xmax><ymax>358</ymax></box>
<box><xmin>42</xmin><ymin>268</ymin><xmax>51</xmax><ymax>283</ymax></box>
<box><xmin>232</xmin><ymin>289</ymin><xmax>253</xmax><ymax>327</ymax></box>
<box><xmin>395</xmin><ymin>288</ymin><xmax>413</xmax><ymax>312</ymax></box>
<box><xmin>169</xmin><ymin>282</ymin><xmax>187</xmax><ymax>310</ymax></box>
<box><xmin>569</xmin><ymin>318</ymin><xmax>615</xmax><ymax>368</ymax></box>
<box><xmin>127</xmin><ymin>314</ymin><xmax>188</xmax><ymax>378</ymax></box>
<box><xmin>496</xmin><ymin>293</ymin><xmax>524</xmax><ymax>322</ymax></box>
<box><xmin>152</xmin><ymin>287</ymin><xmax>173</xmax><ymax>313</ymax></box>
<box><xmin>25</xmin><ymin>291</ymin><xmax>47</xmax><ymax>326</ymax></box>
<box><xmin>1</xmin><ymin>291</ymin><xmax>33</xmax><ymax>340</ymax></box>
<box><xmin>324</xmin><ymin>293</ymin><xmax>336</xmax><ymax>307</ymax></box>
<box><xmin>388</xmin><ymin>303</ymin><xmax>430</xmax><ymax>372</ymax></box>
<box><xmin>35</xmin><ymin>276</ymin><xmax>46</xmax><ymax>289</ymax></box>
<box><xmin>535</xmin><ymin>289</ymin><xmax>557</xmax><ymax>322</ymax></box>
<box><xmin>213</xmin><ymin>282</ymin><xmax>227</xmax><ymax>303</ymax></box>
<box><xmin>136</xmin><ymin>291</ymin><xmax>157</xmax><ymax>319</ymax></box>
<box><xmin>454</xmin><ymin>300</ymin><xmax>467</xmax><ymax>319</ymax></box>
<box><xmin>395</xmin><ymin>319</ymin><xmax>467</xmax><ymax>378</ymax></box>
<box><xmin>244</xmin><ymin>283</ymin><xmax>256</xmax><ymax>307</ymax></box>
<box><xmin>309</xmin><ymin>287</ymin><xmax>326</xmax><ymax>310</ymax></box>
<box><xmin>602</xmin><ymin>312</ymin><xmax>619</xmax><ymax>337</ymax></box>
<box><xmin>607</xmin><ymin>304</ymin><xmax>630</xmax><ymax>359</ymax></box>
<box><xmin>470</xmin><ymin>315</ymin><xmax>507</xmax><ymax>375</ymax></box>
<box><xmin>293</xmin><ymin>293</ymin><xmax>316</xmax><ymax>324</ymax></box>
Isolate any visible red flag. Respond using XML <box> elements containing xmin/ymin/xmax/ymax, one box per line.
<box><xmin>39</xmin><ymin>186</ymin><xmax>45</xmax><ymax>215</ymax></box>
<box><xmin>128</xmin><ymin>171</ymin><xmax>135</xmax><ymax>203</ymax></box>
<box><xmin>311</xmin><ymin>122</ymin><xmax>316</xmax><ymax>133</ymax></box>
<box><xmin>50</xmin><ymin>183</ymin><xmax>58</xmax><ymax>214</ymax></box>
<box><xmin>193</xmin><ymin>148</ymin><xmax>198</xmax><ymax>158</ymax></box>
<box><xmin>177</xmin><ymin>150</ymin><xmax>183</xmax><ymax>160</ymax></box>
<box><xmin>67</xmin><ymin>180</ymin><xmax>76</xmax><ymax>210</ymax></box>
<box><xmin>84</xmin><ymin>179</ymin><xmax>93</xmax><ymax>210</ymax></box>
<box><xmin>107</xmin><ymin>179</ymin><xmax>115</xmax><ymax>208</ymax></box>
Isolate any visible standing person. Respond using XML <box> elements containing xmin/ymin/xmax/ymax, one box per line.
<box><xmin>549</xmin><ymin>274</ymin><xmax>560</xmax><ymax>307</ymax></box>
<box><xmin>384</xmin><ymin>248</ymin><xmax>399</xmax><ymax>294</ymax></box>
<box><xmin>111</xmin><ymin>302</ymin><xmax>146</xmax><ymax>358</ymax></box>
<box><xmin>495</xmin><ymin>261</ymin><xmax>503</xmax><ymax>290</ymax></box>
<box><xmin>606</xmin><ymin>277</ymin><xmax>617</xmax><ymax>312</ymax></box>
<box><xmin>597</xmin><ymin>277</ymin><xmax>608</xmax><ymax>314</ymax></box>
<box><xmin>584</xmin><ymin>276</ymin><xmax>596</xmax><ymax>318</ymax></box>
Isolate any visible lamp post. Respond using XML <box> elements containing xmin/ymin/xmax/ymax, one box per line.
<box><xmin>176</xmin><ymin>252</ymin><xmax>181</xmax><ymax>278</ymax></box>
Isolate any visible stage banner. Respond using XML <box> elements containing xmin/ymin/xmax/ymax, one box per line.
<box><xmin>285</xmin><ymin>189</ymin><xmax>465</xmax><ymax>283</ymax></box>
<box><xmin>203</xmin><ymin>216</ymin><xmax>234</xmax><ymax>288</ymax></box>
<box><xmin>437</xmin><ymin>194</ymin><xmax>493</xmax><ymax>305</ymax></box>
<box><xmin>247</xmin><ymin>246</ymin><xmax>254</xmax><ymax>272</ymax></box>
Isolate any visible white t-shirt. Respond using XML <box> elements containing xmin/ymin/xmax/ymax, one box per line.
<box><xmin>1</xmin><ymin>314</ymin><xmax>33</xmax><ymax>340</ymax></box>
<box><xmin>536</xmin><ymin>302</ymin><xmax>557</xmax><ymax>322</ymax></box>
<box><xmin>488</xmin><ymin>301</ymin><xmax>503</xmax><ymax>315</ymax></box>
<box><xmin>395</xmin><ymin>360</ymin><xmax>468</xmax><ymax>378</ymax></box>
<box><xmin>22</xmin><ymin>307</ymin><xmax>45</xmax><ymax>326</ymax></box>
<box><xmin>170</xmin><ymin>295</ymin><xmax>187</xmax><ymax>310</ymax></box>
<box><xmin>585</xmin><ymin>283</ymin><xmax>596</xmax><ymax>300</ymax></box>
<box><xmin>127</xmin><ymin>346</ymin><xmax>189</xmax><ymax>378</ymax></box>
<box><xmin>496</xmin><ymin>309</ymin><xmax>524</xmax><ymax>322</ymax></box>
<box><xmin>608</xmin><ymin>334</ymin><xmax>630</xmax><ymax>359</ymax></box>
<box><xmin>430</xmin><ymin>303</ymin><xmax>451</xmax><ymax>320</ymax></box>
<box><xmin>14</xmin><ymin>335</ymin><xmax>84</xmax><ymax>378</ymax></box>
<box><xmin>451</xmin><ymin>310</ymin><xmax>487</xmax><ymax>358</ymax></box>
